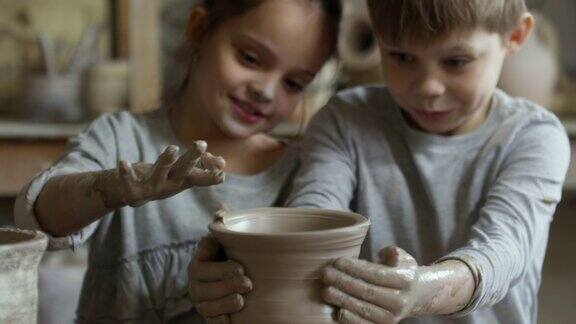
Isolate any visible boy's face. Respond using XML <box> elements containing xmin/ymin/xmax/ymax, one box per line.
<box><xmin>377</xmin><ymin>29</ymin><xmax>509</xmax><ymax>135</ymax></box>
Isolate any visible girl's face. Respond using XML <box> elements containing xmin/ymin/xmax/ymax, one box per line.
<box><xmin>187</xmin><ymin>0</ymin><xmax>333</xmax><ymax>139</ymax></box>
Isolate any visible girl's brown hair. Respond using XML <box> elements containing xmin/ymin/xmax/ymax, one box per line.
<box><xmin>165</xmin><ymin>0</ymin><xmax>342</xmax><ymax>104</ymax></box>
<box><xmin>367</xmin><ymin>0</ymin><xmax>527</xmax><ymax>45</ymax></box>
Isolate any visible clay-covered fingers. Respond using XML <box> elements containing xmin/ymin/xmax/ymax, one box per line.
<box><xmin>323</xmin><ymin>286</ymin><xmax>396</xmax><ymax>324</ymax></box>
<box><xmin>195</xmin><ymin>236</ymin><xmax>220</xmax><ymax>262</ymax></box>
<box><xmin>150</xmin><ymin>145</ymin><xmax>180</xmax><ymax>183</ymax></box>
<box><xmin>195</xmin><ymin>293</ymin><xmax>245</xmax><ymax>319</ymax></box>
<box><xmin>167</xmin><ymin>141</ymin><xmax>206</xmax><ymax>181</ymax></box>
<box><xmin>322</xmin><ymin>267</ymin><xmax>405</xmax><ymax>314</ymax></box>
<box><xmin>189</xmin><ymin>275</ymin><xmax>252</xmax><ymax>303</ymax></box>
<box><xmin>118</xmin><ymin>161</ymin><xmax>146</xmax><ymax>206</ymax></box>
<box><xmin>332</xmin><ymin>258</ymin><xmax>411</xmax><ymax>289</ymax></box>
<box><xmin>189</xmin><ymin>237</ymin><xmax>251</xmax><ymax>320</ymax></box>
<box><xmin>337</xmin><ymin>309</ymin><xmax>376</xmax><ymax>324</ymax></box>
<box><xmin>378</xmin><ymin>247</ymin><xmax>417</xmax><ymax>268</ymax></box>
<box><xmin>379</xmin><ymin>246</ymin><xmax>400</xmax><ymax>267</ymax></box>
<box><xmin>186</xmin><ymin>167</ymin><xmax>225</xmax><ymax>187</ymax></box>
<box><xmin>201</xmin><ymin>152</ymin><xmax>226</xmax><ymax>171</ymax></box>
<box><xmin>189</xmin><ymin>237</ymin><xmax>246</xmax><ymax>282</ymax></box>
<box><xmin>189</xmin><ymin>259</ymin><xmax>246</xmax><ymax>282</ymax></box>
<box><xmin>119</xmin><ymin>161</ymin><xmax>140</xmax><ymax>184</ymax></box>
<box><xmin>186</xmin><ymin>152</ymin><xmax>226</xmax><ymax>186</ymax></box>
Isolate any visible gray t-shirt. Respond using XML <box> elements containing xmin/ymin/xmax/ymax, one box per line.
<box><xmin>14</xmin><ymin>108</ymin><xmax>298</xmax><ymax>323</ymax></box>
<box><xmin>287</xmin><ymin>86</ymin><xmax>571</xmax><ymax>324</ymax></box>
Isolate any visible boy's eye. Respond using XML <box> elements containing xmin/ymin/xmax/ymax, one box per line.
<box><xmin>444</xmin><ymin>58</ymin><xmax>472</xmax><ymax>69</ymax></box>
<box><xmin>238</xmin><ymin>50</ymin><xmax>260</xmax><ymax>67</ymax></box>
<box><xmin>389</xmin><ymin>52</ymin><xmax>415</xmax><ymax>64</ymax></box>
<box><xmin>284</xmin><ymin>79</ymin><xmax>305</xmax><ymax>93</ymax></box>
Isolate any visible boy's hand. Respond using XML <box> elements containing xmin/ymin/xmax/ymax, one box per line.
<box><xmin>321</xmin><ymin>247</ymin><xmax>475</xmax><ymax>323</ymax></box>
<box><xmin>118</xmin><ymin>141</ymin><xmax>225</xmax><ymax>207</ymax></box>
<box><xmin>188</xmin><ymin>236</ymin><xmax>253</xmax><ymax>323</ymax></box>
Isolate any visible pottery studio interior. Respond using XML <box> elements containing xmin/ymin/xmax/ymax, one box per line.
<box><xmin>1</xmin><ymin>0</ymin><xmax>575</xmax><ymax>323</ymax></box>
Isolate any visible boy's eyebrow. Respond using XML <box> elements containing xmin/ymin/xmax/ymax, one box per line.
<box><xmin>445</xmin><ymin>44</ymin><xmax>475</xmax><ymax>53</ymax></box>
<box><xmin>238</xmin><ymin>33</ymin><xmax>317</xmax><ymax>78</ymax></box>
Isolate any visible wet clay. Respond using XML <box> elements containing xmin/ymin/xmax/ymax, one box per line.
<box><xmin>209</xmin><ymin>207</ymin><xmax>370</xmax><ymax>324</ymax></box>
<box><xmin>0</xmin><ymin>229</ymin><xmax>47</xmax><ymax>324</ymax></box>
<box><xmin>322</xmin><ymin>248</ymin><xmax>475</xmax><ymax>322</ymax></box>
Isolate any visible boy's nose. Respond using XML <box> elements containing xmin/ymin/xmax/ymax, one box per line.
<box><xmin>416</xmin><ymin>75</ymin><xmax>446</xmax><ymax>98</ymax></box>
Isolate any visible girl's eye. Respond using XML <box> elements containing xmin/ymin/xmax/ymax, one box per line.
<box><xmin>238</xmin><ymin>50</ymin><xmax>259</xmax><ymax>67</ymax></box>
<box><xmin>389</xmin><ymin>52</ymin><xmax>415</xmax><ymax>64</ymax></box>
<box><xmin>284</xmin><ymin>79</ymin><xmax>305</xmax><ymax>93</ymax></box>
<box><xmin>444</xmin><ymin>58</ymin><xmax>472</xmax><ymax>69</ymax></box>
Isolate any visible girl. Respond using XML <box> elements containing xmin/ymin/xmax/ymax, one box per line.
<box><xmin>14</xmin><ymin>0</ymin><xmax>341</xmax><ymax>322</ymax></box>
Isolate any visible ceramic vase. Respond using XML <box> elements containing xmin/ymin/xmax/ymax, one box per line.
<box><xmin>210</xmin><ymin>207</ymin><xmax>370</xmax><ymax>324</ymax></box>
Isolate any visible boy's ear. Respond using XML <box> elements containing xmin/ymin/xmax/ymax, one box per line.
<box><xmin>506</xmin><ymin>12</ymin><xmax>534</xmax><ymax>54</ymax></box>
<box><xmin>186</xmin><ymin>6</ymin><xmax>210</xmax><ymax>48</ymax></box>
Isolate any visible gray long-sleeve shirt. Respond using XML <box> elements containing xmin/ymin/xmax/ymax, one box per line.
<box><xmin>286</xmin><ymin>86</ymin><xmax>571</xmax><ymax>324</ymax></box>
<box><xmin>14</xmin><ymin>107</ymin><xmax>298</xmax><ymax>323</ymax></box>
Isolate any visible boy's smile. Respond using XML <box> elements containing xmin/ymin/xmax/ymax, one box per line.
<box><xmin>378</xmin><ymin>30</ymin><xmax>509</xmax><ymax>135</ymax></box>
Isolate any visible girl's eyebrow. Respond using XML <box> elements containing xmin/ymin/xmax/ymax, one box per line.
<box><xmin>379</xmin><ymin>43</ymin><xmax>407</xmax><ymax>52</ymax></box>
<box><xmin>238</xmin><ymin>34</ymin><xmax>278</xmax><ymax>59</ymax></box>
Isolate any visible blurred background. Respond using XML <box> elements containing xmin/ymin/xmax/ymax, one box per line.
<box><xmin>0</xmin><ymin>0</ymin><xmax>574</xmax><ymax>323</ymax></box>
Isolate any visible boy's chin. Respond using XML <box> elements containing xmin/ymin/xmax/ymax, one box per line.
<box><xmin>413</xmin><ymin>121</ymin><xmax>458</xmax><ymax>135</ymax></box>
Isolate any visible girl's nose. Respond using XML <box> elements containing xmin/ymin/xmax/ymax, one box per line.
<box><xmin>248</xmin><ymin>79</ymin><xmax>275</xmax><ymax>103</ymax></box>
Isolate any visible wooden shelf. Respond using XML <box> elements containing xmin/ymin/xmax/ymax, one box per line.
<box><xmin>0</xmin><ymin>138</ymin><xmax>67</xmax><ymax>197</ymax></box>
<box><xmin>0</xmin><ymin>120</ymin><xmax>85</xmax><ymax>139</ymax></box>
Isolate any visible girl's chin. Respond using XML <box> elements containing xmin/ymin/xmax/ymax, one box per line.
<box><xmin>221</xmin><ymin>122</ymin><xmax>264</xmax><ymax>139</ymax></box>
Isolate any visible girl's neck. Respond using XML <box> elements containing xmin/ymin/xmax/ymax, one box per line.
<box><xmin>168</xmin><ymin>89</ymin><xmax>284</xmax><ymax>175</ymax></box>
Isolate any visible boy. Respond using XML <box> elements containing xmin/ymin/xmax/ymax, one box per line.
<box><xmin>188</xmin><ymin>1</ymin><xmax>571</xmax><ymax>323</ymax></box>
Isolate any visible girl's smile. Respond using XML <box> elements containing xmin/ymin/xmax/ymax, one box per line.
<box><xmin>228</xmin><ymin>95</ymin><xmax>266</xmax><ymax>124</ymax></box>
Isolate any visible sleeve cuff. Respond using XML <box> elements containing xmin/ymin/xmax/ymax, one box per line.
<box><xmin>435</xmin><ymin>248</ymin><xmax>491</xmax><ymax>318</ymax></box>
<box><xmin>14</xmin><ymin>167</ymin><xmax>99</xmax><ymax>251</ymax></box>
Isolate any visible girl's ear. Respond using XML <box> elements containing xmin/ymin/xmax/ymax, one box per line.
<box><xmin>506</xmin><ymin>12</ymin><xmax>535</xmax><ymax>54</ymax></box>
<box><xmin>186</xmin><ymin>6</ymin><xmax>210</xmax><ymax>48</ymax></box>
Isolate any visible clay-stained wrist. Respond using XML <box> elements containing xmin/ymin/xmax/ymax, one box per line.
<box><xmin>411</xmin><ymin>260</ymin><xmax>476</xmax><ymax>317</ymax></box>
<box><xmin>88</xmin><ymin>168</ymin><xmax>131</xmax><ymax>209</ymax></box>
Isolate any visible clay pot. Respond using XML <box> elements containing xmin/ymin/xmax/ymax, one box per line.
<box><xmin>85</xmin><ymin>60</ymin><xmax>130</xmax><ymax>117</ymax></box>
<box><xmin>209</xmin><ymin>208</ymin><xmax>370</xmax><ymax>324</ymax></box>
<box><xmin>22</xmin><ymin>73</ymin><xmax>83</xmax><ymax>122</ymax></box>
<box><xmin>0</xmin><ymin>229</ymin><xmax>48</xmax><ymax>324</ymax></box>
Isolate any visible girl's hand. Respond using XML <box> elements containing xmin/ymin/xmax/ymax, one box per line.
<box><xmin>321</xmin><ymin>247</ymin><xmax>475</xmax><ymax>323</ymax></box>
<box><xmin>188</xmin><ymin>236</ymin><xmax>253</xmax><ymax>323</ymax></box>
<box><xmin>118</xmin><ymin>141</ymin><xmax>226</xmax><ymax>207</ymax></box>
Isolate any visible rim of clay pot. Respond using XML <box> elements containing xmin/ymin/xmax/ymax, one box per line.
<box><xmin>0</xmin><ymin>228</ymin><xmax>48</xmax><ymax>252</ymax></box>
<box><xmin>209</xmin><ymin>207</ymin><xmax>369</xmax><ymax>239</ymax></box>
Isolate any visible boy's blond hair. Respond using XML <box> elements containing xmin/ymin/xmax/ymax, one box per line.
<box><xmin>367</xmin><ymin>0</ymin><xmax>527</xmax><ymax>45</ymax></box>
